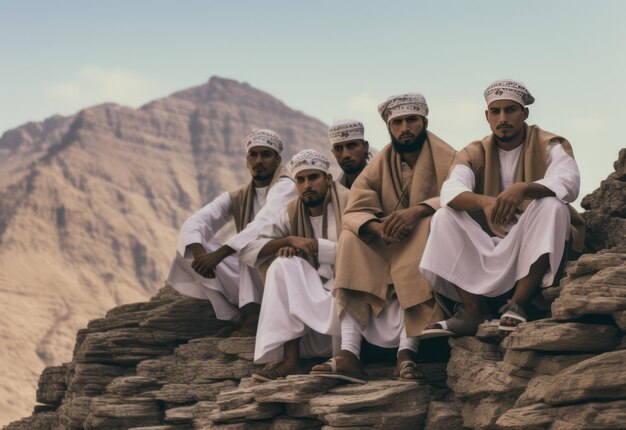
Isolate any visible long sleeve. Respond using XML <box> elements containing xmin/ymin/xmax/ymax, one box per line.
<box><xmin>534</xmin><ymin>141</ymin><xmax>580</xmax><ymax>203</ymax></box>
<box><xmin>226</xmin><ymin>177</ymin><xmax>296</xmax><ymax>252</ymax></box>
<box><xmin>238</xmin><ymin>204</ymin><xmax>291</xmax><ymax>267</ymax></box>
<box><xmin>317</xmin><ymin>238</ymin><xmax>336</xmax><ymax>265</ymax></box>
<box><xmin>440</xmin><ymin>165</ymin><xmax>476</xmax><ymax>208</ymax></box>
<box><xmin>177</xmin><ymin>191</ymin><xmax>233</xmax><ymax>256</ymax></box>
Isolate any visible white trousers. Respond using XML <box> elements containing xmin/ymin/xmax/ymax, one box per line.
<box><xmin>167</xmin><ymin>242</ymin><xmax>264</xmax><ymax>321</ymax></box>
<box><xmin>420</xmin><ymin>197</ymin><xmax>570</xmax><ymax>302</ymax></box>
<box><xmin>254</xmin><ymin>257</ymin><xmax>340</xmax><ymax>364</ymax></box>
<box><xmin>340</xmin><ymin>300</ymin><xmax>418</xmax><ymax>357</ymax></box>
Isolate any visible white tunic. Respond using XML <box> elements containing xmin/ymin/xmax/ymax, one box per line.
<box><xmin>167</xmin><ymin>178</ymin><xmax>296</xmax><ymax>321</ymax></box>
<box><xmin>420</xmin><ymin>142</ymin><xmax>580</xmax><ymax>301</ymax></box>
<box><xmin>252</xmin><ymin>205</ymin><xmax>341</xmax><ymax>363</ymax></box>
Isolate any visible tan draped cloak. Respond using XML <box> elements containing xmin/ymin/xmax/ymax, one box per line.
<box><xmin>229</xmin><ymin>165</ymin><xmax>291</xmax><ymax>232</ymax></box>
<box><xmin>333</xmin><ymin>132</ymin><xmax>456</xmax><ymax>335</ymax></box>
<box><xmin>258</xmin><ymin>181</ymin><xmax>349</xmax><ymax>281</ymax></box>
<box><xmin>455</xmin><ymin>124</ymin><xmax>585</xmax><ymax>252</ymax></box>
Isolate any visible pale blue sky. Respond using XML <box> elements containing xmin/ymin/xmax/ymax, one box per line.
<box><xmin>1</xmin><ymin>0</ymin><xmax>624</xmax><ymax>204</ymax></box>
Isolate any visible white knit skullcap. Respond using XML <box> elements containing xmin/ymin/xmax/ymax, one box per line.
<box><xmin>328</xmin><ymin>119</ymin><xmax>365</xmax><ymax>145</ymax></box>
<box><xmin>245</xmin><ymin>129</ymin><xmax>284</xmax><ymax>154</ymax></box>
<box><xmin>378</xmin><ymin>93</ymin><xmax>428</xmax><ymax>124</ymax></box>
<box><xmin>288</xmin><ymin>149</ymin><xmax>330</xmax><ymax>176</ymax></box>
<box><xmin>484</xmin><ymin>79</ymin><xmax>535</xmax><ymax>107</ymax></box>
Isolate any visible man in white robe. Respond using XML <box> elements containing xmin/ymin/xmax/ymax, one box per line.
<box><xmin>167</xmin><ymin>129</ymin><xmax>296</xmax><ymax>336</ymax></box>
<box><xmin>238</xmin><ymin>150</ymin><xmax>349</xmax><ymax>381</ymax></box>
<box><xmin>312</xmin><ymin>94</ymin><xmax>456</xmax><ymax>382</ymax></box>
<box><xmin>328</xmin><ymin>119</ymin><xmax>370</xmax><ymax>189</ymax></box>
<box><xmin>420</xmin><ymin>80</ymin><xmax>584</xmax><ymax>334</ymax></box>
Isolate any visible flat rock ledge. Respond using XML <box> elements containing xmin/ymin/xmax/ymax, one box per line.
<box><xmin>5</xmin><ymin>150</ymin><xmax>626</xmax><ymax>429</ymax></box>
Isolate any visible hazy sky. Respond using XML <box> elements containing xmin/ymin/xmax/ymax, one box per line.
<box><xmin>1</xmin><ymin>0</ymin><xmax>624</xmax><ymax>205</ymax></box>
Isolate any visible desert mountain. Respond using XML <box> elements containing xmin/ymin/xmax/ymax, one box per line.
<box><xmin>0</xmin><ymin>77</ymin><xmax>332</xmax><ymax>425</ymax></box>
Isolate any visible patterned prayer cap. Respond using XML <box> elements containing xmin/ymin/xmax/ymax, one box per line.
<box><xmin>484</xmin><ymin>79</ymin><xmax>535</xmax><ymax>107</ymax></box>
<box><xmin>245</xmin><ymin>129</ymin><xmax>284</xmax><ymax>154</ymax></box>
<box><xmin>288</xmin><ymin>149</ymin><xmax>330</xmax><ymax>177</ymax></box>
<box><xmin>377</xmin><ymin>93</ymin><xmax>429</xmax><ymax>124</ymax></box>
<box><xmin>328</xmin><ymin>119</ymin><xmax>365</xmax><ymax>145</ymax></box>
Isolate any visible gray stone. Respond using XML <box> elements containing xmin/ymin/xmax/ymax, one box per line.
<box><xmin>252</xmin><ymin>375</ymin><xmax>339</xmax><ymax>404</ymax></box>
<box><xmin>3</xmin><ymin>411</ymin><xmax>60</xmax><ymax>430</ymax></box>
<box><xmin>503</xmin><ymin>349</ymin><xmax>594</xmax><ymax>376</ymax></box>
<box><xmin>147</xmin><ymin>381</ymin><xmax>237</xmax><ymax>403</ymax></box>
<box><xmin>447</xmin><ymin>337</ymin><xmax>524</xmax><ymax>399</ymax></box>
<box><xmin>208</xmin><ymin>401</ymin><xmax>282</xmax><ymax>422</ymax></box>
<box><xmin>497</xmin><ymin>399</ymin><xmax>626</xmax><ymax>429</ymax></box>
<box><xmin>308</xmin><ymin>380</ymin><xmax>431</xmax><ymax>414</ymax></box>
<box><xmin>218</xmin><ymin>337</ymin><xmax>256</xmax><ymax>361</ymax></box>
<box><xmin>174</xmin><ymin>337</ymin><xmax>227</xmax><ymax>360</ymax></box>
<box><xmin>36</xmin><ymin>364</ymin><xmax>69</xmax><ymax>407</ymax></box>
<box><xmin>324</xmin><ymin>406</ymin><xmax>429</xmax><ymax>429</ymax></box>
<box><xmin>164</xmin><ymin>404</ymin><xmax>197</xmax><ymax>422</ymax></box>
<box><xmin>460</xmin><ymin>395</ymin><xmax>517</xmax><ymax>429</ymax></box>
<box><xmin>424</xmin><ymin>401</ymin><xmax>462</xmax><ymax>430</ymax></box>
<box><xmin>106</xmin><ymin>376</ymin><xmax>161</xmax><ymax>396</ymax></box>
<box><xmin>269</xmin><ymin>415</ymin><xmax>323</xmax><ymax>429</ymax></box>
<box><xmin>501</xmin><ymin>320</ymin><xmax>620</xmax><ymax>352</ymax></box>
<box><xmin>516</xmin><ymin>350</ymin><xmax>626</xmax><ymax>406</ymax></box>
<box><xmin>552</xmin><ymin>257</ymin><xmax>626</xmax><ymax>320</ymax></box>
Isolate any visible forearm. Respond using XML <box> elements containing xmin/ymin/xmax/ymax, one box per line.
<box><xmin>525</xmin><ymin>183</ymin><xmax>555</xmax><ymax>200</ymax></box>
<box><xmin>186</xmin><ymin>243</ymin><xmax>207</xmax><ymax>259</ymax></box>
<box><xmin>448</xmin><ymin>192</ymin><xmax>493</xmax><ymax>212</ymax></box>
<box><xmin>258</xmin><ymin>237</ymin><xmax>293</xmax><ymax>258</ymax></box>
<box><xmin>186</xmin><ymin>243</ymin><xmax>235</xmax><ymax>260</ymax></box>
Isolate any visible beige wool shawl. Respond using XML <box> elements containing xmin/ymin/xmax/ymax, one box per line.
<box><xmin>334</xmin><ymin>132</ymin><xmax>456</xmax><ymax>322</ymax></box>
<box><xmin>455</xmin><ymin>124</ymin><xmax>585</xmax><ymax>252</ymax></box>
<box><xmin>229</xmin><ymin>165</ymin><xmax>291</xmax><ymax>232</ymax></box>
<box><xmin>257</xmin><ymin>181</ymin><xmax>348</xmax><ymax>281</ymax></box>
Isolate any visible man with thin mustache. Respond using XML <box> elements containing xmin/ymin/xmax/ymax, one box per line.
<box><xmin>312</xmin><ymin>93</ymin><xmax>456</xmax><ymax>382</ymax></box>
<box><xmin>420</xmin><ymin>80</ymin><xmax>584</xmax><ymax>336</ymax></box>
<box><xmin>167</xmin><ymin>129</ymin><xmax>296</xmax><ymax>337</ymax></box>
<box><xmin>328</xmin><ymin>119</ymin><xmax>370</xmax><ymax>189</ymax></box>
<box><xmin>238</xmin><ymin>150</ymin><xmax>348</xmax><ymax>381</ymax></box>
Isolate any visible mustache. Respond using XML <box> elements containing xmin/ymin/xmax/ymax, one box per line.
<box><xmin>496</xmin><ymin>124</ymin><xmax>512</xmax><ymax>130</ymax></box>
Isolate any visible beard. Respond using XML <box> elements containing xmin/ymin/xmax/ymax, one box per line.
<box><xmin>252</xmin><ymin>172</ymin><xmax>273</xmax><ymax>181</ymax></box>
<box><xmin>390</xmin><ymin>129</ymin><xmax>428</xmax><ymax>154</ymax></box>
<box><xmin>300</xmin><ymin>195</ymin><xmax>325</xmax><ymax>208</ymax></box>
<box><xmin>341</xmin><ymin>160</ymin><xmax>367</xmax><ymax>175</ymax></box>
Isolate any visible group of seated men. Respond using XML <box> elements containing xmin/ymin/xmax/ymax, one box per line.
<box><xmin>167</xmin><ymin>79</ymin><xmax>584</xmax><ymax>384</ymax></box>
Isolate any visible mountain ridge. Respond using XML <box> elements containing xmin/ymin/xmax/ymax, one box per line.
<box><xmin>0</xmin><ymin>76</ymin><xmax>332</xmax><ymax>425</ymax></box>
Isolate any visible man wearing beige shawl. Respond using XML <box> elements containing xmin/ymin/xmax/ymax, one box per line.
<box><xmin>328</xmin><ymin>119</ymin><xmax>370</xmax><ymax>189</ymax></box>
<box><xmin>312</xmin><ymin>93</ymin><xmax>456</xmax><ymax>381</ymax></box>
<box><xmin>167</xmin><ymin>129</ymin><xmax>295</xmax><ymax>336</ymax></box>
<box><xmin>238</xmin><ymin>150</ymin><xmax>349</xmax><ymax>381</ymax></box>
<box><xmin>420</xmin><ymin>79</ymin><xmax>583</xmax><ymax>335</ymax></box>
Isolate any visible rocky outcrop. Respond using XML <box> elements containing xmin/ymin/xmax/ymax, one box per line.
<box><xmin>581</xmin><ymin>148</ymin><xmax>626</xmax><ymax>252</ymax></box>
<box><xmin>4</xmin><ymin>151</ymin><xmax>625</xmax><ymax>428</ymax></box>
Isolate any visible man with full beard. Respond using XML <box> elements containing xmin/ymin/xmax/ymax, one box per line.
<box><xmin>419</xmin><ymin>80</ymin><xmax>584</xmax><ymax>335</ymax></box>
<box><xmin>311</xmin><ymin>93</ymin><xmax>456</xmax><ymax>382</ymax></box>
<box><xmin>328</xmin><ymin>119</ymin><xmax>370</xmax><ymax>189</ymax></box>
<box><xmin>238</xmin><ymin>150</ymin><xmax>349</xmax><ymax>381</ymax></box>
<box><xmin>167</xmin><ymin>129</ymin><xmax>295</xmax><ymax>337</ymax></box>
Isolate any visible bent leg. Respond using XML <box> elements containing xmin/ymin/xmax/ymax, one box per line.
<box><xmin>254</xmin><ymin>257</ymin><xmax>335</xmax><ymax>364</ymax></box>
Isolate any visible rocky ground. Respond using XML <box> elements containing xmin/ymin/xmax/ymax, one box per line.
<box><xmin>5</xmin><ymin>151</ymin><xmax>625</xmax><ymax>429</ymax></box>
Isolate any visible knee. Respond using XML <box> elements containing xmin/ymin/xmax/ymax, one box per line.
<box><xmin>530</xmin><ymin>197</ymin><xmax>569</xmax><ymax>219</ymax></box>
<box><xmin>431</xmin><ymin>207</ymin><xmax>458</xmax><ymax>230</ymax></box>
<box><xmin>268</xmin><ymin>256</ymin><xmax>305</xmax><ymax>273</ymax></box>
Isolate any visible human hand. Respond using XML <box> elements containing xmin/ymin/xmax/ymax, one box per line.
<box><xmin>191</xmin><ymin>250</ymin><xmax>225</xmax><ymax>278</ymax></box>
<box><xmin>491</xmin><ymin>183</ymin><xmax>526</xmax><ymax>226</ymax></box>
<box><xmin>288</xmin><ymin>237</ymin><xmax>318</xmax><ymax>256</ymax></box>
<box><xmin>276</xmin><ymin>246</ymin><xmax>298</xmax><ymax>258</ymax></box>
<box><xmin>380</xmin><ymin>206</ymin><xmax>425</xmax><ymax>241</ymax></box>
